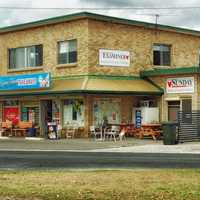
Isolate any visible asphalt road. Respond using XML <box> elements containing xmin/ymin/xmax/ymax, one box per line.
<box><xmin>0</xmin><ymin>151</ymin><xmax>200</xmax><ymax>169</ymax></box>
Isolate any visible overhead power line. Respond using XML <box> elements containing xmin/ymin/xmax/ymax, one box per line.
<box><xmin>0</xmin><ymin>6</ymin><xmax>200</xmax><ymax>10</ymax></box>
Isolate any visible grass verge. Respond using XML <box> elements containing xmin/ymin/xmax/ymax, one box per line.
<box><xmin>0</xmin><ymin>169</ymin><xmax>200</xmax><ymax>200</ymax></box>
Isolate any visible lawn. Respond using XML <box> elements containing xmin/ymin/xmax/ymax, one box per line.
<box><xmin>0</xmin><ymin>169</ymin><xmax>200</xmax><ymax>200</ymax></box>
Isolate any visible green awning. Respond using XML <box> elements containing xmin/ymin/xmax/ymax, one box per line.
<box><xmin>0</xmin><ymin>75</ymin><xmax>163</xmax><ymax>96</ymax></box>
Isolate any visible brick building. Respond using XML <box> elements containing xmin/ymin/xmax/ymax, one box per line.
<box><xmin>0</xmin><ymin>12</ymin><xmax>199</xmax><ymax>137</ymax></box>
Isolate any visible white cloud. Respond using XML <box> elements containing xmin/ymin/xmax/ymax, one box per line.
<box><xmin>0</xmin><ymin>0</ymin><xmax>200</xmax><ymax>31</ymax></box>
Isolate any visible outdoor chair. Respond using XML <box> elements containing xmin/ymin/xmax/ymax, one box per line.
<box><xmin>1</xmin><ymin>120</ymin><xmax>13</xmax><ymax>136</ymax></box>
<box><xmin>65</xmin><ymin>126</ymin><xmax>76</xmax><ymax>139</ymax></box>
<box><xmin>90</xmin><ymin>125</ymin><xmax>102</xmax><ymax>140</ymax></box>
<box><xmin>104</xmin><ymin>126</ymin><xmax>120</xmax><ymax>142</ymax></box>
<box><xmin>119</xmin><ymin>128</ymin><xmax>126</xmax><ymax>141</ymax></box>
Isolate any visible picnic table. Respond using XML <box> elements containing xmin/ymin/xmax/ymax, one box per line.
<box><xmin>137</xmin><ymin>124</ymin><xmax>161</xmax><ymax>140</ymax></box>
<box><xmin>12</xmin><ymin>128</ymin><xmax>28</xmax><ymax>137</ymax></box>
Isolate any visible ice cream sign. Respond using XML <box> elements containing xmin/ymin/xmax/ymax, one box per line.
<box><xmin>0</xmin><ymin>73</ymin><xmax>50</xmax><ymax>91</ymax></box>
<box><xmin>166</xmin><ymin>77</ymin><xmax>194</xmax><ymax>93</ymax></box>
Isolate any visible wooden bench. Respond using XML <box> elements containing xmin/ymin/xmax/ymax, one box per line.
<box><xmin>13</xmin><ymin>121</ymin><xmax>33</xmax><ymax>137</ymax></box>
<box><xmin>1</xmin><ymin>121</ymin><xmax>13</xmax><ymax>136</ymax></box>
<box><xmin>135</xmin><ymin>124</ymin><xmax>161</xmax><ymax>140</ymax></box>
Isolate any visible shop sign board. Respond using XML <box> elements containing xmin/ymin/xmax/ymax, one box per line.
<box><xmin>135</xmin><ymin>109</ymin><xmax>142</xmax><ymax>128</ymax></box>
<box><xmin>99</xmin><ymin>49</ymin><xmax>130</xmax><ymax>67</ymax></box>
<box><xmin>166</xmin><ymin>77</ymin><xmax>194</xmax><ymax>93</ymax></box>
<box><xmin>0</xmin><ymin>73</ymin><xmax>50</xmax><ymax>91</ymax></box>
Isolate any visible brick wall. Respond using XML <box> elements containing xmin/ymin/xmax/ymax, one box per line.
<box><xmin>0</xmin><ymin>19</ymin><xmax>89</xmax><ymax>77</ymax></box>
<box><xmin>0</xmin><ymin>18</ymin><xmax>200</xmax><ymax>77</ymax></box>
<box><xmin>88</xmin><ymin>19</ymin><xmax>200</xmax><ymax>76</ymax></box>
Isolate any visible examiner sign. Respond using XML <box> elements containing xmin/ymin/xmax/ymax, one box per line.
<box><xmin>99</xmin><ymin>49</ymin><xmax>130</xmax><ymax>67</ymax></box>
<box><xmin>166</xmin><ymin>77</ymin><xmax>194</xmax><ymax>93</ymax></box>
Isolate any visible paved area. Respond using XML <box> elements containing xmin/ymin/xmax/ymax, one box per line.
<box><xmin>0</xmin><ymin>137</ymin><xmax>200</xmax><ymax>154</ymax></box>
<box><xmin>92</xmin><ymin>142</ymin><xmax>200</xmax><ymax>154</ymax></box>
<box><xmin>0</xmin><ymin>137</ymin><xmax>160</xmax><ymax>151</ymax></box>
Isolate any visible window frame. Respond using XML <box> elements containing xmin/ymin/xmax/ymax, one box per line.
<box><xmin>57</xmin><ymin>39</ymin><xmax>77</xmax><ymax>65</ymax></box>
<box><xmin>153</xmin><ymin>43</ymin><xmax>171</xmax><ymax>66</ymax></box>
<box><xmin>8</xmin><ymin>44</ymin><xmax>43</xmax><ymax>70</ymax></box>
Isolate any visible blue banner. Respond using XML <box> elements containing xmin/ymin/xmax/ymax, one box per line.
<box><xmin>135</xmin><ymin>110</ymin><xmax>142</xmax><ymax>128</ymax></box>
<box><xmin>0</xmin><ymin>73</ymin><xmax>50</xmax><ymax>91</ymax></box>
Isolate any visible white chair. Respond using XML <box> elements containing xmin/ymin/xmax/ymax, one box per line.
<box><xmin>104</xmin><ymin>126</ymin><xmax>120</xmax><ymax>142</ymax></box>
<box><xmin>90</xmin><ymin>126</ymin><xmax>102</xmax><ymax>140</ymax></box>
<box><xmin>119</xmin><ymin>129</ymin><xmax>126</xmax><ymax>141</ymax></box>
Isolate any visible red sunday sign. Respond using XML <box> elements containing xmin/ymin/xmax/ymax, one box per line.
<box><xmin>4</xmin><ymin>107</ymin><xmax>19</xmax><ymax>125</ymax></box>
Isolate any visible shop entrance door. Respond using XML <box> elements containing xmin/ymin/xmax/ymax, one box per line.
<box><xmin>40</xmin><ymin>100</ymin><xmax>53</xmax><ymax>137</ymax></box>
<box><xmin>168</xmin><ymin>101</ymin><xmax>180</xmax><ymax>122</ymax></box>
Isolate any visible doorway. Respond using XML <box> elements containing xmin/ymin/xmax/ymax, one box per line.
<box><xmin>168</xmin><ymin>101</ymin><xmax>180</xmax><ymax>122</ymax></box>
<box><xmin>40</xmin><ymin>100</ymin><xmax>53</xmax><ymax>136</ymax></box>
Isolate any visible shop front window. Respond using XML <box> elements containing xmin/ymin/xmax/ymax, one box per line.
<box><xmin>93</xmin><ymin>98</ymin><xmax>121</xmax><ymax>126</ymax></box>
<box><xmin>21</xmin><ymin>107</ymin><xmax>39</xmax><ymax>124</ymax></box>
<box><xmin>63</xmin><ymin>99</ymin><xmax>84</xmax><ymax>126</ymax></box>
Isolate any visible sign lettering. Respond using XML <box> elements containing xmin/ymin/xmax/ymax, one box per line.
<box><xmin>166</xmin><ymin>77</ymin><xmax>194</xmax><ymax>93</ymax></box>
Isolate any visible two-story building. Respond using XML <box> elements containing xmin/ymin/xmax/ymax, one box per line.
<box><xmin>0</xmin><ymin>12</ymin><xmax>200</xmax><ymax>137</ymax></box>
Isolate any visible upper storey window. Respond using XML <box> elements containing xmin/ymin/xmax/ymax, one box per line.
<box><xmin>153</xmin><ymin>44</ymin><xmax>171</xmax><ymax>66</ymax></box>
<box><xmin>9</xmin><ymin>45</ymin><xmax>43</xmax><ymax>69</ymax></box>
<box><xmin>58</xmin><ymin>39</ymin><xmax>77</xmax><ymax>64</ymax></box>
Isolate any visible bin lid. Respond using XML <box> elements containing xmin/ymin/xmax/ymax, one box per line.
<box><xmin>161</xmin><ymin>121</ymin><xmax>178</xmax><ymax>125</ymax></box>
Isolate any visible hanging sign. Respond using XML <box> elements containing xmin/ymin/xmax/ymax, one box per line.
<box><xmin>0</xmin><ymin>73</ymin><xmax>50</xmax><ymax>91</ymax></box>
<box><xmin>99</xmin><ymin>49</ymin><xmax>130</xmax><ymax>67</ymax></box>
<box><xmin>166</xmin><ymin>77</ymin><xmax>194</xmax><ymax>93</ymax></box>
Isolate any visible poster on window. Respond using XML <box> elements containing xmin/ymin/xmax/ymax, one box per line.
<box><xmin>166</xmin><ymin>77</ymin><xmax>194</xmax><ymax>93</ymax></box>
<box><xmin>93</xmin><ymin>99</ymin><xmax>121</xmax><ymax>125</ymax></box>
<box><xmin>4</xmin><ymin>107</ymin><xmax>19</xmax><ymax>125</ymax></box>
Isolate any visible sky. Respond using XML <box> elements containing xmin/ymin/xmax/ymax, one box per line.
<box><xmin>0</xmin><ymin>0</ymin><xmax>200</xmax><ymax>31</ymax></box>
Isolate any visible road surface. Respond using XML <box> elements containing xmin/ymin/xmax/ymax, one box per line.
<box><xmin>0</xmin><ymin>151</ymin><xmax>200</xmax><ymax>169</ymax></box>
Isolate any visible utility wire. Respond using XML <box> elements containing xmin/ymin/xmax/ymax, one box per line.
<box><xmin>0</xmin><ymin>6</ymin><xmax>199</xmax><ymax>10</ymax></box>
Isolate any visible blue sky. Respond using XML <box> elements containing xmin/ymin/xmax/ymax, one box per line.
<box><xmin>0</xmin><ymin>0</ymin><xmax>200</xmax><ymax>30</ymax></box>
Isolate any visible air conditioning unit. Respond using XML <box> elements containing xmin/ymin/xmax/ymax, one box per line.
<box><xmin>140</xmin><ymin>100</ymin><xmax>156</xmax><ymax>107</ymax></box>
<box><xmin>140</xmin><ymin>100</ymin><xmax>150</xmax><ymax>107</ymax></box>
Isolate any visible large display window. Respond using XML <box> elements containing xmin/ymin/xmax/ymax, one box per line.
<box><xmin>21</xmin><ymin>101</ymin><xmax>40</xmax><ymax>124</ymax></box>
<box><xmin>63</xmin><ymin>99</ymin><xmax>84</xmax><ymax>127</ymax></box>
<box><xmin>21</xmin><ymin>107</ymin><xmax>39</xmax><ymax>124</ymax></box>
<box><xmin>93</xmin><ymin>98</ymin><xmax>121</xmax><ymax>126</ymax></box>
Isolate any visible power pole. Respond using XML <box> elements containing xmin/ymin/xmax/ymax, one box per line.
<box><xmin>155</xmin><ymin>14</ymin><xmax>159</xmax><ymax>35</ymax></box>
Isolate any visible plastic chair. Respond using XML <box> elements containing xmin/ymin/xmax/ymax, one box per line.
<box><xmin>90</xmin><ymin>126</ymin><xmax>102</xmax><ymax>140</ymax></box>
<box><xmin>104</xmin><ymin>126</ymin><xmax>120</xmax><ymax>142</ymax></box>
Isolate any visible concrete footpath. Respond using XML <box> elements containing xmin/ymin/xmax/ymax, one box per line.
<box><xmin>92</xmin><ymin>143</ymin><xmax>200</xmax><ymax>154</ymax></box>
<box><xmin>0</xmin><ymin>137</ymin><xmax>199</xmax><ymax>154</ymax></box>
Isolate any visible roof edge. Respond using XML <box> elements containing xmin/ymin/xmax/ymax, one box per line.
<box><xmin>0</xmin><ymin>11</ymin><xmax>200</xmax><ymax>37</ymax></box>
<box><xmin>140</xmin><ymin>66</ymin><xmax>200</xmax><ymax>77</ymax></box>
<box><xmin>52</xmin><ymin>74</ymin><xmax>141</xmax><ymax>80</ymax></box>
<box><xmin>0</xmin><ymin>90</ymin><xmax>163</xmax><ymax>97</ymax></box>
